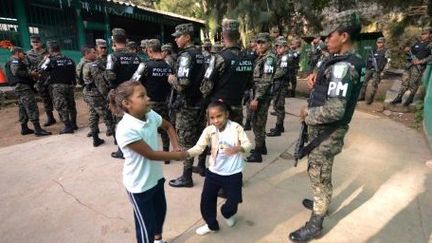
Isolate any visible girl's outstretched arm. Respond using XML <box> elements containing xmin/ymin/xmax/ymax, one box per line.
<box><xmin>159</xmin><ymin>119</ymin><xmax>181</xmax><ymax>150</ymax></box>
<box><xmin>128</xmin><ymin>140</ymin><xmax>187</xmax><ymax>161</ymax></box>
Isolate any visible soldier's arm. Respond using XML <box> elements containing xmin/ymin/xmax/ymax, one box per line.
<box><xmin>273</xmin><ymin>59</ymin><xmax>287</xmax><ymax>80</ymax></box>
<box><xmin>76</xmin><ymin>60</ymin><xmax>84</xmax><ymax>85</ymax></box>
<box><xmin>255</xmin><ymin>56</ymin><xmax>276</xmax><ymax>100</ymax></box>
<box><xmin>305</xmin><ymin>62</ymin><xmax>356</xmax><ymax>125</ymax></box>
<box><xmin>104</xmin><ymin>54</ymin><xmax>117</xmax><ymax>87</ymax></box>
<box><xmin>131</xmin><ymin>62</ymin><xmax>148</xmax><ymax>82</ymax></box>
<box><xmin>175</xmin><ymin>53</ymin><xmax>194</xmax><ymax>91</ymax></box>
<box><xmin>82</xmin><ymin>63</ymin><xmax>92</xmax><ymax>85</ymax></box>
<box><xmin>200</xmin><ymin>54</ymin><xmax>224</xmax><ymax>97</ymax></box>
<box><xmin>92</xmin><ymin>67</ymin><xmax>110</xmax><ymax>97</ymax></box>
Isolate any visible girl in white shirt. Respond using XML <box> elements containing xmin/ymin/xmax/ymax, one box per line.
<box><xmin>108</xmin><ymin>80</ymin><xmax>187</xmax><ymax>243</ymax></box>
<box><xmin>187</xmin><ymin>100</ymin><xmax>252</xmax><ymax>235</ymax></box>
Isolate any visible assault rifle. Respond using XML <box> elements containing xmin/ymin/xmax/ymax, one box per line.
<box><xmin>407</xmin><ymin>50</ymin><xmax>420</xmax><ymax>71</ymax></box>
<box><xmin>167</xmin><ymin>86</ymin><xmax>176</xmax><ymax>118</ymax></box>
<box><xmin>370</xmin><ymin>50</ymin><xmax>379</xmax><ymax>72</ymax></box>
<box><xmin>293</xmin><ymin>121</ymin><xmax>308</xmax><ymax>167</ymax></box>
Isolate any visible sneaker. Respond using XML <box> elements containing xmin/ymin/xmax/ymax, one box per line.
<box><xmin>195</xmin><ymin>224</ymin><xmax>215</xmax><ymax>235</ymax></box>
<box><xmin>224</xmin><ymin>216</ymin><xmax>236</xmax><ymax>227</ymax></box>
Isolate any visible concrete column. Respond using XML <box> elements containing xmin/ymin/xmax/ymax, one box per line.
<box><xmin>75</xmin><ymin>8</ymin><xmax>86</xmax><ymax>48</ymax></box>
<box><xmin>14</xmin><ymin>0</ymin><xmax>30</xmax><ymax>50</ymax></box>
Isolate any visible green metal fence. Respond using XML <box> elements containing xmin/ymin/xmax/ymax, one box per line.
<box><xmin>423</xmin><ymin>65</ymin><xmax>432</xmax><ymax>150</ymax></box>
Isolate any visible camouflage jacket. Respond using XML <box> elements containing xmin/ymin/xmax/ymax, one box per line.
<box><xmin>76</xmin><ymin>57</ymin><xmax>91</xmax><ymax>86</ymax></box>
<box><xmin>253</xmin><ymin>50</ymin><xmax>277</xmax><ymax>101</ymax></box>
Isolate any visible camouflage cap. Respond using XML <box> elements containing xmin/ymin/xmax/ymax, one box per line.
<box><xmin>172</xmin><ymin>23</ymin><xmax>194</xmax><ymax>37</ymax></box>
<box><xmin>140</xmin><ymin>39</ymin><xmax>148</xmax><ymax>48</ymax></box>
<box><xmin>222</xmin><ymin>19</ymin><xmax>240</xmax><ymax>33</ymax></box>
<box><xmin>112</xmin><ymin>28</ymin><xmax>126</xmax><ymax>37</ymax></box>
<box><xmin>275</xmin><ymin>36</ymin><xmax>286</xmax><ymax>42</ymax></box>
<box><xmin>256</xmin><ymin>32</ymin><xmax>271</xmax><ymax>43</ymax></box>
<box><xmin>10</xmin><ymin>46</ymin><xmax>24</xmax><ymax>53</ymax></box>
<box><xmin>30</xmin><ymin>34</ymin><xmax>41</xmax><ymax>42</ymax></box>
<box><xmin>320</xmin><ymin>10</ymin><xmax>361</xmax><ymax>37</ymax></box>
<box><xmin>95</xmin><ymin>39</ymin><xmax>107</xmax><ymax>47</ymax></box>
<box><xmin>127</xmin><ymin>41</ymin><xmax>137</xmax><ymax>49</ymax></box>
<box><xmin>161</xmin><ymin>44</ymin><xmax>173</xmax><ymax>52</ymax></box>
<box><xmin>275</xmin><ymin>38</ymin><xmax>288</xmax><ymax>46</ymax></box>
<box><xmin>376</xmin><ymin>37</ymin><xmax>385</xmax><ymax>43</ymax></box>
<box><xmin>146</xmin><ymin>39</ymin><xmax>161</xmax><ymax>49</ymax></box>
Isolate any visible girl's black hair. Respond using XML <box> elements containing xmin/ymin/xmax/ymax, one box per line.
<box><xmin>207</xmin><ymin>99</ymin><xmax>231</xmax><ymax>114</ymax></box>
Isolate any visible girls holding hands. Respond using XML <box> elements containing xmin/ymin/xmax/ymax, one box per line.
<box><xmin>187</xmin><ymin>100</ymin><xmax>252</xmax><ymax>235</ymax></box>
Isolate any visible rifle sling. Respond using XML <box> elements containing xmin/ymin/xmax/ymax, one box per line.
<box><xmin>299</xmin><ymin>125</ymin><xmax>340</xmax><ymax>159</ymax></box>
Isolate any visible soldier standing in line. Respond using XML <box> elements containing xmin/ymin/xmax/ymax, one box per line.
<box><xmin>390</xmin><ymin>27</ymin><xmax>432</xmax><ymax>106</ymax></box>
<box><xmin>162</xmin><ymin>44</ymin><xmax>176</xmax><ymax>69</ymax></box>
<box><xmin>168</xmin><ymin>23</ymin><xmax>206</xmax><ymax>188</ymax></box>
<box><xmin>267</xmin><ymin>38</ymin><xmax>291</xmax><ymax>137</ymax></box>
<box><xmin>358</xmin><ymin>37</ymin><xmax>390</xmax><ymax>104</ymax></box>
<box><xmin>197</xmin><ymin>19</ymin><xmax>254</xmax><ymax>174</ymax></box>
<box><xmin>40</xmin><ymin>40</ymin><xmax>78</xmax><ymax>134</ymax></box>
<box><xmin>25</xmin><ymin>35</ymin><xmax>57</xmax><ymax>126</ymax></box>
<box><xmin>138</xmin><ymin>39</ymin><xmax>149</xmax><ymax>62</ymax></box>
<box><xmin>287</xmin><ymin>40</ymin><xmax>301</xmax><ymax>97</ymax></box>
<box><xmin>131</xmin><ymin>39</ymin><xmax>173</xmax><ymax>164</ymax></box>
<box><xmin>246</xmin><ymin>32</ymin><xmax>277</xmax><ymax>163</ymax></box>
<box><xmin>5</xmin><ymin>47</ymin><xmax>51</xmax><ymax>136</ymax></box>
<box><xmin>308</xmin><ymin>36</ymin><xmax>324</xmax><ymax>72</ymax></box>
<box><xmin>162</xmin><ymin>43</ymin><xmax>178</xmax><ymax>129</ymax></box>
<box><xmin>288</xmin><ymin>12</ymin><xmax>364</xmax><ymax>242</ymax></box>
<box><xmin>202</xmin><ymin>38</ymin><xmax>212</xmax><ymax>64</ymax></box>
<box><xmin>104</xmin><ymin>28</ymin><xmax>141</xmax><ymax>159</ymax></box>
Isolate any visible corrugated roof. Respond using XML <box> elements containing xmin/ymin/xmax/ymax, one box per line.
<box><xmin>106</xmin><ymin>0</ymin><xmax>205</xmax><ymax>24</ymax></box>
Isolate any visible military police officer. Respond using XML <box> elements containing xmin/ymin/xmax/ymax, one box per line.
<box><xmin>390</xmin><ymin>27</ymin><xmax>432</xmax><ymax>106</ymax></box>
<box><xmin>40</xmin><ymin>40</ymin><xmax>78</xmax><ymax>134</ymax></box>
<box><xmin>26</xmin><ymin>35</ymin><xmax>56</xmax><ymax>127</ymax></box>
<box><xmin>287</xmin><ymin>40</ymin><xmax>301</xmax><ymax>97</ymax></box>
<box><xmin>168</xmin><ymin>23</ymin><xmax>206</xmax><ymax>187</ymax></box>
<box><xmin>105</xmin><ymin>28</ymin><xmax>141</xmax><ymax>159</ymax></box>
<box><xmin>6</xmin><ymin>47</ymin><xmax>51</xmax><ymax>136</ymax></box>
<box><xmin>288</xmin><ymin>11</ymin><xmax>364</xmax><ymax>242</ymax></box>
<box><xmin>132</xmin><ymin>39</ymin><xmax>173</xmax><ymax>163</ymax></box>
<box><xmin>267</xmin><ymin>37</ymin><xmax>291</xmax><ymax>137</ymax></box>
<box><xmin>246</xmin><ymin>32</ymin><xmax>277</xmax><ymax>163</ymax></box>
<box><xmin>359</xmin><ymin>37</ymin><xmax>390</xmax><ymax>104</ymax></box>
<box><xmin>138</xmin><ymin>39</ymin><xmax>149</xmax><ymax>62</ymax></box>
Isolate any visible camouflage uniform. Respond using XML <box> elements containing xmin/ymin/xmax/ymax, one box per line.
<box><xmin>359</xmin><ymin>37</ymin><xmax>390</xmax><ymax>104</ymax></box>
<box><xmin>248</xmin><ymin>32</ymin><xmax>277</xmax><ymax>162</ymax></box>
<box><xmin>138</xmin><ymin>39</ymin><xmax>149</xmax><ymax>62</ymax></box>
<box><xmin>287</xmin><ymin>47</ymin><xmax>301</xmax><ymax>97</ymax></box>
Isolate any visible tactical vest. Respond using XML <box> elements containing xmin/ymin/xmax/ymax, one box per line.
<box><xmin>178</xmin><ymin>46</ymin><xmax>205</xmax><ymax>106</ymax></box>
<box><xmin>5</xmin><ymin>59</ymin><xmax>33</xmax><ymax>86</ymax></box>
<box><xmin>309</xmin><ymin>53</ymin><xmax>364</xmax><ymax>125</ymax></box>
<box><xmin>276</xmin><ymin>53</ymin><xmax>292</xmax><ymax>81</ymax></box>
<box><xmin>211</xmin><ymin>47</ymin><xmax>254</xmax><ymax>106</ymax></box>
<box><xmin>367</xmin><ymin>48</ymin><xmax>387</xmax><ymax>71</ymax></box>
<box><xmin>411</xmin><ymin>41</ymin><xmax>431</xmax><ymax>60</ymax></box>
<box><xmin>142</xmin><ymin>59</ymin><xmax>172</xmax><ymax>102</ymax></box>
<box><xmin>48</xmin><ymin>55</ymin><xmax>76</xmax><ymax>85</ymax></box>
<box><xmin>109</xmin><ymin>51</ymin><xmax>141</xmax><ymax>88</ymax></box>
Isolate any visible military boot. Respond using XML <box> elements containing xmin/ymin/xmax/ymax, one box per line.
<box><xmin>43</xmin><ymin>111</ymin><xmax>56</xmax><ymax>126</ymax></box>
<box><xmin>111</xmin><ymin>148</ymin><xmax>124</xmax><ymax>159</ymax></box>
<box><xmin>60</xmin><ymin>122</ymin><xmax>74</xmax><ymax>134</ymax></box>
<box><xmin>33</xmin><ymin>122</ymin><xmax>52</xmax><ymax>136</ymax></box>
<box><xmin>250</xmin><ymin>144</ymin><xmax>267</xmax><ymax>155</ymax></box>
<box><xmin>267</xmin><ymin>124</ymin><xmax>283</xmax><ymax>137</ymax></box>
<box><xmin>192</xmin><ymin>156</ymin><xmax>206</xmax><ymax>177</ymax></box>
<box><xmin>21</xmin><ymin>123</ymin><xmax>34</xmax><ymax>135</ymax></box>
<box><xmin>402</xmin><ymin>94</ymin><xmax>415</xmax><ymax>106</ymax></box>
<box><xmin>289</xmin><ymin>213</ymin><xmax>324</xmax><ymax>242</ymax></box>
<box><xmin>302</xmin><ymin>198</ymin><xmax>314</xmax><ymax>210</ymax></box>
<box><xmin>169</xmin><ymin>168</ymin><xmax>193</xmax><ymax>188</ymax></box>
<box><xmin>246</xmin><ymin>150</ymin><xmax>262</xmax><ymax>163</ymax></box>
<box><xmin>92</xmin><ymin>133</ymin><xmax>105</xmax><ymax>147</ymax></box>
<box><xmin>390</xmin><ymin>94</ymin><xmax>403</xmax><ymax>105</ymax></box>
<box><xmin>87</xmin><ymin>128</ymin><xmax>99</xmax><ymax>138</ymax></box>
<box><xmin>106</xmin><ymin>127</ymin><xmax>114</xmax><ymax>137</ymax></box>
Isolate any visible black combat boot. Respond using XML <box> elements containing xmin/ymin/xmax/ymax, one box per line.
<box><xmin>267</xmin><ymin>124</ymin><xmax>283</xmax><ymax>137</ymax></box>
<box><xmin>21</xmin><ymin>123</ymin><xmax>34</xmax><ymax>135</ymax></box>
<box><xmin>250</xmin><ymin>144</ymin><xmax>267</xmax><ymax>155</ymax></box>
<box><xmin>92</xmin><ymin>133</ymin><xmax>105</xmax><ymax>147</ymax></box>
<box><xmin>60</xmin><ymin>122</ymin><xmax>74</xmax><ymax>134</ymax></box>
<box><xmin>289</xmin><ymin>213</ymin><xmax>324</xmax><ymax>242</ymax></box>
<box><xmin>390</xmin><ymin>94</ymin><xmax>403</xmax><ymax>105</ymax></box>
<box><xmin>247</xmin><ymin>150</ymin><xmax>262</xmax><ymax>163</ymax></box>
<box><xmin>243</xmin><ymin>120</ymin><xmax>251</xmax><ymax>131</ymax></box>
<box><xmin>33</xmin><ymin>122</ymin><xmax>52</xmax><ymax>136</ymax></box>
<box><xmin>270</xmin><ymin>125</ymin><xmax>284</xmax><ymax>133</ymax></box>
<box><xmin>169</xmin><ymin>168</ymin><xmax>193</xmax><ymax>188</ymax></box>
<box><xmin>302</xmin><ymin>198</ymin><xmax>314</xmax><ymax>210</ymax></box>
<box><xmin>106</xmin><ymin>127</ymin><xmax>114</xmax><ymax>137</ymax></box>
<box><xmin>43</xmin><ymin>111</ymin><xmax>56</xmax><ymax>126</ymax></box>
<box><xmin>192</xmin><ymin>156</ymin><xmax>206</xmax><ymax>177</ymax></box>
<box><xmin>87</xmin><ymin>128</ymin><xmax>100</xmax><ymax>138</ymax></box>
<box><xmin>402</xmin><ymin>94</ymin><xmax>415</xmax><ymax>106</ymax></box>
<box><xmin>111</xmin><ymin>147</ymin><xmax>124</xmax><ymax>159</ymax></box>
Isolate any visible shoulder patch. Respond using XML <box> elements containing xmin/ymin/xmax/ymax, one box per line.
<box><xmin>332</xmin><ymin>62</ymin><xmax>349</xmax><ymax>79</ymax></box>
<box><xmin>11</xmin><ymin>60</ymin><xmax>18</xmax><ymax>64</ymax></box>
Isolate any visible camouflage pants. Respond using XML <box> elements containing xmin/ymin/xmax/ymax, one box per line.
<box><xmin>397</xmin><ymin>65</ymin><xmax>425</xmax><ymax>97</ymax></box>
<box><xmin>307</xmin><ymin>125</ymin><xmax>348</xmax><ymax>216</ymax></box>
<box><xmin>251</xmin><ymin>98</ymin><xmax>271</xmax><ymax>148</ymax></box>
<box><xmin>244</xmin><ymin>104</ymin><xmax>252</xmax><ymax>125</ymax></box>
<box><xmin>15</xmin><ymin>89</ymin><xmax>39</xmax><ymax>124</ymax></box>
<box><xmin>152</xmin><ymin>103</ymin><xmax>170</xmax><ymax>151</ymax></box>
<box><xmin>83</xmin><ymin>91</ymin><xmax>114</xmax><ymax>134</ymax></box>
<box><xmin>176</xmin><ymin>106</ymin><xmax>206</xmax><ymax>169</ymax></box>
<box><xmin>287</xmin><ymin>72</ymin><xmax>297</xmax><ymax>96</ymax></box>
<box><xmin>51</xmin><ymin>84</ymin><xmax>77</xmax><ymax>124</ymax></box>
<box><xmin>273</xmin><ymin>83</ymin><xmax>288</xmax><ymax>125</ymax></box>
<box><xmin>359</xmin><ymin>70</ymin><xmax>380</xmax><ymax>101</ymax></box>
<box><xmin>37</xmin><ymin>83</ymin><xmax>54</xmax><ymax>113</ymax></box>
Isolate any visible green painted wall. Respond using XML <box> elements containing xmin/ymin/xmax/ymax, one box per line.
<box><xmin>424</xmin><ymin>65</ymin><xmax>432</xmax><ymax>150</ymax></box>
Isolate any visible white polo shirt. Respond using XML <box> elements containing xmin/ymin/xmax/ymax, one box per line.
<box><xmin>116</xmin><ymin>110</ymin><xmax>164</xmax><ymax>193</ymax></box>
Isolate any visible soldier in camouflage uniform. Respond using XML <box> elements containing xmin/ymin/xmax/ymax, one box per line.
<box><xmin>105</xmin><ymin>28</ymin><xmax>141</xmax><ymax>159</ymax></box>
<box><xmin>267</xmin><ymin>38</ymin><xmax>291</xmax><ymax>137</ymax></box>
<box><xmin>131</xmin><ymin>39</ymin><xmax>173</xmax><ymax>163</ymax></box>
<box><xmin>243</xmin><ymin>37</ymin><xmax>258</xmax><ymax>131</ymax></box>
<box><xmin>138</xmin><ymin>39</ymin><xmax>149</xmax><ymax>62</ymax></box>
<box><xmin>359</xmin><ymin>37</ymin><xmax>390</xmax><ymax>104</ymax></box>
<box><xmin>5</xmin><ymin>47</ymin><xmax>51</xmax><ymax>136</ymax></box>
<box><xmin>162</xmin><ymin>44</ymin><xmax>178</xmax><ymax>128</ymax></box>
<box><xmin>287</xmin><ymin>40</ymin><xmax>301</xmax><ymax>97</ymax></box>
<box><xmin>40</xmin><ymin>41</ymin><xmax>78</xmax><ymax>134</ymax></box>
<box><xmin>288</xmin><ymin>11</ymin><xmax>364</xmax><ymax>242</ymax></box>
<box><xmin>246</xmin><ymin>32</ymin><xmax>277</xmax><ymax>163</ymax></box>
<box><xmin>390</xmin><ymin>27</ymin><xmax>432</xmax><ymax>106</ymax></box>
<box><xmin>168</xmin><ymin>23</ymin><xmax>206</xmax><ymax>187</ymax></box>
<box><xmin>202</xmin><ymin>38</ymin><xmax>212</xmax><ymax>65</ymax></box>
<box><xmin>308</xmin><ymin>36</ymin><xmax>325</xmax><ymax>72</ymax></box>
<box><xmin>26</xmin><ymin>35</ymin><xmax>57</xmax><ymax>126</ymax></box>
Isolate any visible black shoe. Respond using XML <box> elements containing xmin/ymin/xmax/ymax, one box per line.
<box><xmin>403</xmin><ymin>95</ymin><xmax>414</xmax><ymax>106</ymax></box>
<box><xmin>60</xmin><ymin>123</ymin><xmax>74</xmax><ymax>134</ymax></box>
<box><xmin>267</xmin><ymin>126</ymin><xmax>282</xmax><ymax>137</ymax></box>
<box><xmin>164</xmin><ymin>161</ymin><xmax>170</xmax><ymax>164</ymax></box>
<box><xmin>289</xmin><ymin>214</ymin><xmax>324</xmax><ymax>242</ymax></box>
<box><xmin>72</xmin><ymin>123</ymin><xmax>79</xmax><ymax>130</ymax></box>
<box><xmin>270</xmin><ymin>125</ymin><xmax>284</xmax><ymax>133</ymax></box>
<box><xmin>247</xmin><ymin>152</ymin><xmax>262</xmax><ymax>163</ymax></box>
<box><xmin>92</xmin><ymin>133</ymin><xmax>105</xmax><ymax>147</ymax></box>
<box><xmin>111</xmin><ymin>150</ymin><xmax>124</xmax><ymax>159</ymax></box>
<box><xmin>302</xmin><ymin>199</ymin><xmax>314</xmax><ymax>210</ymax></box>
<box><xmin>366</xmin><ymin>98</ymin><xmax>373</xmax><ymax>105</ymax></box>
<box><xmin>43</xmin><ymin>112</ymin><xmax>56</xmax><ymax>127</ymax></box>
<box><xmin>390</xmin><ymin>95</ymin><xmax>403</xmax><ymax>105</ymax></box>
<box><xmin>250</xmin><ymin>146</ymin><xmax>267</xmax><ymax>155</ymax></box>
<box><xmin>244</xmin><ymin>123</ymin><xmax>251</xmax><ymax>131</ymax></box>
<box><xmin>192</xmin><ymin>165</ymin><xmax>206</xmax><ymax>177</ymax></box>
<box><xmin>169</xmin><ymin>175</ymin><xmax>193</xmax><ymax>187</ymax></box>
<box><xmin>21</xmin><ymin>124</ymin><xmax>34</xmax><ymax>135</ymax></box>
<box><xmin>33</xmin><ymin>122</ymin><xmax>52</xmax><ymax>136</ymax></box>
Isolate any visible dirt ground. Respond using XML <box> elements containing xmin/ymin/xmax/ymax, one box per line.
<box><xmin>0</xmin><ymin>77</ymin><xmax>421</xmax><ymax>148</ymax></box>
